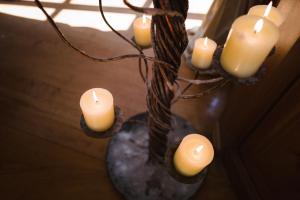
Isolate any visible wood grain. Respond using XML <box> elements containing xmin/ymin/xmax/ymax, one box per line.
<box><xmin>220</xmin><ymin>1</ymin><xmax>300</xmax><ymax>198</ymax></box>
<box><xmin>0</xmin><ymin>7</ymin><xmax>236</xmax><ymax>200</ymax></box>
<box><xmin>220</xmin><ymin>0</ymin><xmax>300</xmax><ymax>148</ymax></box>
<box><xmin>241</xmin><ymin>77</ymin><xmax>300</xmax><ymax>200</ymax></box>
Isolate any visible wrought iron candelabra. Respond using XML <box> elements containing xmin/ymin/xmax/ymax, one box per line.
<box><xmin>35</xmin><ymin>0</ymin><xmax>275</xmax><ymax>199</ymax></box>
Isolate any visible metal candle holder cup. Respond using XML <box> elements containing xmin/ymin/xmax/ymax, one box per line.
<box><xmin>80</xmin><ymin>106</ymin><xmax>123</xmax><ymax>139</ymax></box>
<box><xmin>165</xmin><ymin>137</ymin><xmax>208</xmax><ymax>184</ymax></box>
<box><xmin>189</xmin><ymin>46</ymin><xmax>276</xmax><ymax>85</ymax></box>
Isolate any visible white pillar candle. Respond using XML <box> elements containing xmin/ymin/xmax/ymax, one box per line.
<box><xmin>191</xmin><ymin>37</ymin><xmax>217</xmax><ymax>69</ymax></box>
<box><xmin>174</xmin><ymin>134</ymin><xmax>214</xmax><ymax>177</ymax></box>
<box><xmin>80</xmin><ymin>88</ymin><xmax>115</xmax><ymax>132</ymax></box>
<box><xmin>248</xmin><ymin>1</ymin><xmax>285</xmax><ymax>27</ymax></box>
<box><xmin>133</xmin><ymin>15</ymin><xmax>151</xmax><ymax>47</ymax></box>
<box><xmin>220</xmin><ymin>15</ymin><xmax>279</xmax><ymax>78</ymax></box>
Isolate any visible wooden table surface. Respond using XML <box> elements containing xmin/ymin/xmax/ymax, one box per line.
<box><xmin>0</xmin><ymin>11</ymin><xmax>237</xmax><ymax>200</ymax></box>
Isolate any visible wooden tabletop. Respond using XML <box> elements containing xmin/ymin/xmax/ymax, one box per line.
<box><xmin>0</xmin><ymin>11</ymin><xmax>236</xmax><ymax>200</ymax></box>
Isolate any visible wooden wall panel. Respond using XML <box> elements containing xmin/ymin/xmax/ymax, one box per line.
<box><xmin>219</xmin><ymin>0</ymin><xmax>300</xmax><ymax>148</ymax></box>
<box><xmin>220</xmin><ymin>1</ymin><xmax>300</xmax><ymax>199</ymax></box>
<box><xmin>241</xmin><ymin>77</ymin><xmax>300</xmax><ymax>199</ymax></box>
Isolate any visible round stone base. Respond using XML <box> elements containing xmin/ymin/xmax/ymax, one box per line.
<box><xmin>106</xmin><ymin>113</ymin><xmax>207</xmax><ymax>200</ymax></box>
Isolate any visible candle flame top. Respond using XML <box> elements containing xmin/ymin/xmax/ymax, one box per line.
<box><xmin>142</xmin><ymin>14</ymin><xmax>146</xmax><ymax>24</ymax></box>
<box><xmin>92</xmin><ymin>90</ymin><xmax>99</xmax><ymax>103</ymax></box>
<box><xmin>254</xmin><ymin>19</ymin><xmax>264</xmax><ymax>33</ymax></box>
<box><xmin>264</xmin><ymin>1</ymin><xmax>273</xmax><ymax>17</ymax></box>
<box><xmin>204</xmin><ymin>37</ymin><xmax>208</xmax><ymax>46</ymax></box>
<box><xmin>194</xmin><ymin>145</ymin><xmax>204</xmax><ymax>154</ymax></box>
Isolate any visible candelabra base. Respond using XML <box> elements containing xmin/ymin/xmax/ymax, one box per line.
<box><xmin>106</xmin><ymin>113</ymin><xmax>207</xmax><ymax>200</ymax></box>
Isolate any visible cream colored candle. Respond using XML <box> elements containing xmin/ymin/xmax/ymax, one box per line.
<box><xmin>191</xmin><ymin>37</ymin><xmax>217</xmax><ymax>69</ymax></box>
<box><xmin>220</xmin><ymin>15</ymin><xmax>279</xmax><ymax>78</ymax></box>
<box><xmin>133</xmin><ymin>15</ymin><xmax>151</xmax><ymax>47</ymax></box>
<box><xmin>80</xmin><ymin>88</ymin><xmax>115</xmax><ymax>132</ymax></box>
<box><xmin>248</xmin><ymin>1</ymin><xmax>284</xmax><ymax>27</ymax></box>
<box><xmin>174</xmin><ymin>134</ymin><xmax>214</xmax><ymax>176</ymax></box>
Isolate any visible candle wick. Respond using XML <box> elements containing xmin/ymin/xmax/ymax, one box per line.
<box><xmin>142</xmin><ymin>15</ymin><xmax>146</xmax><ymax>24</ymax></box>
<box><xmin>195</xmin><ymin>145</ymin><xmax>204</xmax><ymax>154</ymax></box>
<box><xmin>92</xmin><ymin>90</ymin><xmax>100</xmax><ymax>103</ymax></box>
<box><xmin>204</xmin><ymin>37</ymin><xmax>208</xmax><ymax>46</ymax></box>
<box><xmin>254</xmin><ymin>19</ymin><xmax>264</xmax><ymax>34</ymax></box>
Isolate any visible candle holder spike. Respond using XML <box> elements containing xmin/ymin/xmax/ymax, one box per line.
<box><xmin>80</xmin><ymin>106</ymin><xmax>123</xmax><ymax>139</ymax></box>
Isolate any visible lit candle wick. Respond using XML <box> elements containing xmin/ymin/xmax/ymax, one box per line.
<box><xmin>194</xmin><ymin>145</ymin><xmax>204</xmax><ymax>154</ymax></box>
<box><xmin>204</xmin><ymin>37</ymin><xmax>208</xmax><ymax>46</ymax></box>
<box><xmin>264</xmin><ymin>1</ymin><xmax>273</xmax><ymax>17</ymax></box>
<box><xmin>92</xmin><ymin>90</ymin><xmax>99</xmax><ymax>103</ymax></box>
<box><xmin>254</xmin><ymin>19</ymin><xmax>264</xmax><ymax>34</ymax></box>
<box><xmin>142</xmin><ymin>14</ymin><xmax>146</xmax><ymax>24</ymax></box>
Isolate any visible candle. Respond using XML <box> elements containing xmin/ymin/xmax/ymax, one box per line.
<box><xmin>173</xmin><ymin>134</ymin><xmax>214</xmax><ymax>176</ymax></box>
<box><xmin>220</xmin><ymin>15</ymin><xmax>279</xmax><ymax>78</ymax></box>
<box><xmin>80</xmin><ymin>88</ymin><xmax>115</xmax><ymax>132</ymax></box>
<box><xmin>191</xmin><ymin>37</ymin><xmax>217</xmax><ymax>69</ymax></box>
<box><xmin>133</xmin><ymin>15</ymin><xmax>151</xmax><ymax>47</ymax></box>
<box><xmin>248</xmin><ymin>1</ymin><xmax>284</xmax><ymax>27</ymax></box>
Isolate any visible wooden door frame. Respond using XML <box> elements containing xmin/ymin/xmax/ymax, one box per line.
<box><xmin>220</xmin><ymin>39</ymin><xmax>300</xmax><ymax>200</ymax></box>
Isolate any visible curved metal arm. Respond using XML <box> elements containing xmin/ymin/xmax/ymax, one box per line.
<box><xmin>177</xmin><ymin>76</ymin><xmax>224</xmax><ymax>85</ymax></box>
<box><xmin>123</xmin><ymin>0</ymin><xmax>183</xmax><ymax>17</ymax></box>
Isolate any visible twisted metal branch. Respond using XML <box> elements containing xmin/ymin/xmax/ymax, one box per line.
<box><xmin>98</xmin><ymin>0</ymin><xmax>149</xmax><ymax>84</ymax></box>
<box><xmin>123</xmin><ymin>0</ymin><xmax>184</xmax><ymax>17</ymax></box>
<box><xmin>34</xmin><ymin>0</ymin><xmax>137</xmax><ymax>62</ymax></box>
<box><xmin>179</xmin><ymin>80</ymin><xmax>229</xmax><ymax>99</ymax></box>
<box><xmin>178</xmin><ymin>76</ymin><xmax>223</xmax><ymax>85</ymax></box>
<box><xmin>146</xmin><ymin>0</ymin><xmax>190</xmax><ymax>163</ymax></box>
<box><xmin>34</xmin><ymin>0</ymin><xmax>228</xmax><ymax>164</ymax></box>
<box><xmin>34</xmin><ymin>0</ymin><xmax>221</xmax><ymax>89</ymax></box>
<box><xmin>172</xmin><ymin>71</ymin><xmax>200</xmax><ymax>104</ymax></box>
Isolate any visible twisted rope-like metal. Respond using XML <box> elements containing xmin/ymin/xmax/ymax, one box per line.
<box><xmin>146</xmin><ymin>0</ymin><xmax>189</xmax><ymax>163</ymax></box>
<box><xmin>34</xmin><ymin>0</ymin><xmax>225</xmax><ymax>164</ymax></box>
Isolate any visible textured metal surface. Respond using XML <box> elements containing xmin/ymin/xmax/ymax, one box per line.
<box><xmin>107</xmin><ymin>113</ymin><xmax>206</xmax><ymax>200</ymax></box>
<box><xmin>146</xmin><ymin>0</ymin><xmax>189</xmax><ymax>163</ymax></box>
<box><xmin>34</xmin><ymin>0</ymin><xmax>227</xmax><ymax>164</ymax></box>
<box><xmin>80</xmin><ymin>106</ymin><xmax>123</xmax><ymax>139</ymax></box>
<box><xmin>211</xmin><ymin>46</ymin><xmax>267</xmax><ymax>85</ymax></box>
